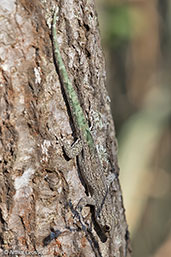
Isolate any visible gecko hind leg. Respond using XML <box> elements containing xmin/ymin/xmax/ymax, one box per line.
<box><xmin>61</xmin><ymin>138</ymin><xmax>83</xmax><ymax>158</ymax></box>
<box><xmin>75</xmin><ymin>196</ymin><xmax>96</xmax><ymax>214</ymax></box>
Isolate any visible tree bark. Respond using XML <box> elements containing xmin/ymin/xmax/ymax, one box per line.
<box><xmin>0</xmin><ymin>0</ymin><xmax>130</xmax><ymax>256</ymax></box>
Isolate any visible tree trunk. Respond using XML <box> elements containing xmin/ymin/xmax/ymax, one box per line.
<box><xmin>0</xmin><ymin>0</ymin><xmax>130</xmax><ymax>256</ymax></box>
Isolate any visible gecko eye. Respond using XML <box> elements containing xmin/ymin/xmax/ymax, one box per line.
<box><xmin>104</xmin><ymin>224</ymin><xmax>111</xmax><ymax>232</ymax></box>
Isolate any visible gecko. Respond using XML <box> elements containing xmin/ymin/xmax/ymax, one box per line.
<box><xmin>52</xmin><ymin>9</ymin><xmax>116</xmax><ymax>243</ymax></box>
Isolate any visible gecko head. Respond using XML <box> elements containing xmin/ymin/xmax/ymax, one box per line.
<box><xmin>92</xmin><ymin>207</ymin><xmax>114</xmax><ymax>242</ymax></box>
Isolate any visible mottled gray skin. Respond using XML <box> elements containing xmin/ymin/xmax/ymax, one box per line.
<box><xmin>52</xmin><ymin>9</ymin><xmax>115</xmax><ymax>242</ymax></box>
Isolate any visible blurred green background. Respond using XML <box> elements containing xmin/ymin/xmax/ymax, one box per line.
<box><xmin>97</xmin><ymin>0</ymin><xmax>171</xmax><ymax>256</ymax></box>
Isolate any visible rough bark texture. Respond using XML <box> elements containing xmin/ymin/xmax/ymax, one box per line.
<box><xmin>0</xmin><ymin>0</ymin><xmax>130</xmax><ymax>256</ymax></box>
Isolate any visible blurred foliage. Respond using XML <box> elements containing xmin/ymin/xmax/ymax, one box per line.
<box><xmin>102</xmin><ymin>5</ymin><xmax>132</xmax><ymax>47</ymax></box>
<box><xmin>97</xmin><ymin>0</ymin><xmax>171</xmax><ymax>257</ymax></box>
